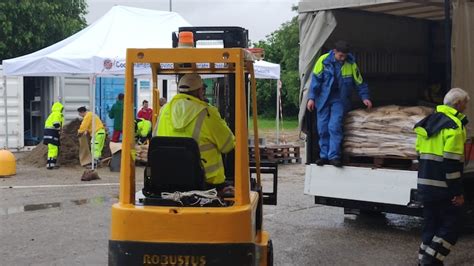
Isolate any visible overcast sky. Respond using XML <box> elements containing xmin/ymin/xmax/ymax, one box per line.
<box><xmin>86</xmin><ymin>0</ymin><xmax>298</xmax><ymax>42</ymax></box>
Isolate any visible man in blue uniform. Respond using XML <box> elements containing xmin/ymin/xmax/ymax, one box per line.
<box><xmin>307</xmin><ymin>41</ymin><xmax>372</xmax><ymax>167</ymax></box>
<box><xmin>414</xmin><ymin>88</ymin><xmax>469</xmax><ymax>265</ymax></box>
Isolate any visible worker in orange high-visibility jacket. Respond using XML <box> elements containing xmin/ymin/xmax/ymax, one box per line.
<box><xmin>414</xmin><ymin>88</ymin><xmax>469</xmax><ymax>265</ymax></box>
<box><xmin>155</xmin><ymin>74</ymin><xmax>235</xmax><ymax>189</ymax></box>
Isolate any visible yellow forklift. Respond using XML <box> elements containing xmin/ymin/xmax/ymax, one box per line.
<box><xmin>109</xmin><ymin>33</ymin><xmax>274</xmax><ymax>265</ymax></box>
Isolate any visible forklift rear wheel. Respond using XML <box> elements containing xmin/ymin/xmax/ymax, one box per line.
<box><xmin>267</xmin><ymin>239</ymin><xmax>273</xmax><ymax>266</ymax></box>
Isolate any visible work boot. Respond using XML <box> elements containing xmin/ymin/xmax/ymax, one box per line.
<box><xmin>329</xmin><ymin>159</ymin><xmax>343</xmax><ymax>167</ymax></box>
<box><xmin>46</xmin><ymin>158</ymin><xmax>55</xmax><ymax>170</ymax></box>
<box><xmin>315</xmin><ymin>158</ymin><xmax>328</xmax><ymax>166</ymax></box>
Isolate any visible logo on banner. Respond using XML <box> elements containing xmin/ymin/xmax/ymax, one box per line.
<box><xmin>103</xmin><ymin>59</ymin><xmax>113</xmax><ymax>70</ymax></box>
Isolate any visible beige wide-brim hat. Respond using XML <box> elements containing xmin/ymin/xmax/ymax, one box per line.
<box><xmin>178</xmin><ymin>73</ymin><xmax>203</xmax><ymax>92</ymax></box>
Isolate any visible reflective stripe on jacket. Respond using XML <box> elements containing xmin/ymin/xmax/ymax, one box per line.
<box><xmin>414</xmin><ymin>105</ymin><xmax>468</xmax><ymax>202</ymax></box>
<box><xmin>308</xmin><ymin>51</ymin><xmax>369</xmax><ymax>112</ymax></box>
<box><xmin>44</xmin><ymin>102</ymin><xmax>64</xmax><ymax>146</ymax></box>
<box><xmin>156</xmin><ymin>93</ymin><xmax>235</xmax><ymax>185</ymax></box>
<box><xmin>78</xmin><ymin>112</ymin><xmax>105</xmax><ymax>135</ymax></box>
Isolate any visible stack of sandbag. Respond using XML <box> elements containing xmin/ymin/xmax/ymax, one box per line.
<box><xmin>344</xmin><ymin>105</ymin><xmax>433</xmax><ymax>157</ymax></box>
<box><xmin>136</xmin><ymin>144</ymin><xmax>149</xmax><ymax>163</ymax></box>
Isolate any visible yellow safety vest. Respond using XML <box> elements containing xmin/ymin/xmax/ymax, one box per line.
<box><xmin>156</xmin><ymin>94</ymin><xmax>235</xmax><ymax>184</ymax></box>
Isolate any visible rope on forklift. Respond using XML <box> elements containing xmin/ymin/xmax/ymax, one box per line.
<box><xmin>161</xmin><ymin>188</ymin><xmax>226</xmax><ymax>206</ymax></box>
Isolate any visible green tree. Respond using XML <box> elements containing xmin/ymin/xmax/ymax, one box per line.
<box><xmin>254</xmin><ymin>9</ymin><xmax>299</xmax><ymax>118</ymax></box>
<box><xmin>0</xmin><ymin>0</ymin><xmax>87</xmax><ymax>61</ymax></box>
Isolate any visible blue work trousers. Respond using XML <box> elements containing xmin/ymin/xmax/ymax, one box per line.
<box><xmin>316</xmin><ymin>97</ymin><xmax>344</xmax><ymax>160</ymax></box>
<box><xmin>419</xmin><ymin>199</ymin><xmax>461</xmax><ymax>264</ymax></box>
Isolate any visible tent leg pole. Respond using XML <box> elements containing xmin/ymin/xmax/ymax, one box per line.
<box><xmin>90</xmin><ymin>75</ymin><xmax>96</xmax><ymax>170</ymax></box>
<box><xmin>3</xmin><ymin>76</ymin><xmax>8</xmax><ymax>149</ymax></box>
<box><xmin>276</xmin><ymin>80</ymin><xmax>280</xmax><ymax>145</ymax></box>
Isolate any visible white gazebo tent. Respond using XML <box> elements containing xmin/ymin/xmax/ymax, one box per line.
<box><xmin>3</xmin><ymin>6</ymin><xmax>191</xmax><ymax>76</ymax></box>
<box><xmin>2</xmin><ymin>5</ymin><xmax>192</xmax><ymax>168</ymax></box>
<box><xmin>2</xmin><ymin>5</ymin><xmax>284</xmax><ymax>161</ymax></box>
<box><xmin>252</xmin><ymin>60</ymin><xmax>282</xmax><ymax>143</ymax></box>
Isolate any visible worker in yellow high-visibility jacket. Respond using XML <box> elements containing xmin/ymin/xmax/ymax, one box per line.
<box><xmin>77</xmin><ymin>106</ymin><xmax>106</xmax><ymax>166</ymax></box>
<box><xmin>135</xmin><ymin>117</ymin><xmax>152</xmax><ymax>145</ymax></box>
<box><xmin>43</xmin><ymin>102</ymin><xmax>64</xmax><ymax>169</ymax></box>
<box><xmin>414</xmin><ymin>88</ymin><xmax>469</xmax><ymax>265</ymax></box>
<box><xmin>155</xmin><ymin>74</ymin><xmax>235</xmax><ymax>189</ymax></box>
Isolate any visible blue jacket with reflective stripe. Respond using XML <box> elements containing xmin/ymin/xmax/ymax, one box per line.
<box><xmin>308</xmin><ymin>51</ymin><xmax>369</xmax><ymax>112</ymax></box>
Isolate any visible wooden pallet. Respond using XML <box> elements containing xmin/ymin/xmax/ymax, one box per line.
<box><xmin>249</xmin><ymin>144</ymin><xmax>302</xmax><ymax>164</ymax></box>
<box><xmin>343</xmin><ymin>154</ymin><xmax>418</xmax><ymax>170</ymax></box>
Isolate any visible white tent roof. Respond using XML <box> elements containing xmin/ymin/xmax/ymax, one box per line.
<box><xmin>254</xmin><ymin>60</ymin><xmax>280</xmax><ymax>80</ymax></box>
<box><xmin>2</xmin><ymin>6</ymin><xmax>191</xmax><ymax>76</ymax></box>
<box><xmin>2</xmin><ymin>5</ymin><xmax>281</xmax><ymax>80</ymax></box>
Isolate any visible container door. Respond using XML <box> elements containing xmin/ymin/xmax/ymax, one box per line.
<box><xmin>0</xmin><ymin>65</ymin><xmax>24</xmax><ymax>150</ymax></box>
<box><xmin>62</xmin><ymin>76</ymin><xmax>92</xmax><ymax>123</ymax></box>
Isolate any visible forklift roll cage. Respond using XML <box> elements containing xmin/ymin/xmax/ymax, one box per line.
<box><xmin>109</xmin><ymin>48</ymin><xmax>272</xmax><ymax>265</ymax></box>
<box><xmin>119</xmin><ymin>48</ymin><xmax>262</xmax><ymax>206</ymax></box>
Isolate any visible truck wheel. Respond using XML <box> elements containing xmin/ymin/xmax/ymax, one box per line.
<box><xmin>267</xmin><ymin>239</ymin><xmax>273</xmax><ymax>266</ymax></box>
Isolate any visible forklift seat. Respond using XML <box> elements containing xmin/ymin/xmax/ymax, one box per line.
<box><xmin>143</xmin><ymin>136</ymin><xmax>205</xmax><ymax>198</ymax></box>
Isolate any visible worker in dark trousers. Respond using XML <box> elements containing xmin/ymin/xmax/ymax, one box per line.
<box><xmin>414</xmin><ymin>88</ymin><xmax>469</xmax><ymax>265</ymax></box>
<box><xmin>43</xmin><ymin>102</ymin><xmax>64</xmax><ymax>169</ymax></box>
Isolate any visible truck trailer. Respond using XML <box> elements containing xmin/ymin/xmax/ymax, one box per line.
<box><xmin>298</xmin><ymin>0</ymin><xmax>474</xmax><ymax>224</ymax></box>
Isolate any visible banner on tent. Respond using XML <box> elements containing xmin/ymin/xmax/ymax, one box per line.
<box><xmin>102</xmin><ymin>58</ymin><xmax>151</xmax><ymax>74</ymax></box>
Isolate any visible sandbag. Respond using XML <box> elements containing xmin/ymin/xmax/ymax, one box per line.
<box><xmin>79</xmin><ymin>135</ymin><xmax>92</xmax><ymax>166</ymax></box>
<box><xmin>343</xmin><ymin>105</ymin><xmax>433</xmax><ymax>158</ymax></box>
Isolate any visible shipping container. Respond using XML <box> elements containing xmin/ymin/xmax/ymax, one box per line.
<box><xmin>0</xmin><ymin>65</ymin><xmax>24</xmax><ymax>149</ymax></box>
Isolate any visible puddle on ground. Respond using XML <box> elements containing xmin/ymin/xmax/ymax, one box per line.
<box><xmin>343</xmin><ymin>212</ymin><xmax>423</xmax><ymax>232</ymax></box>
<box><xmin>0</xmin><ymin>196</ymin><xmax>118</xmax><ymax>216</ymax></box>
